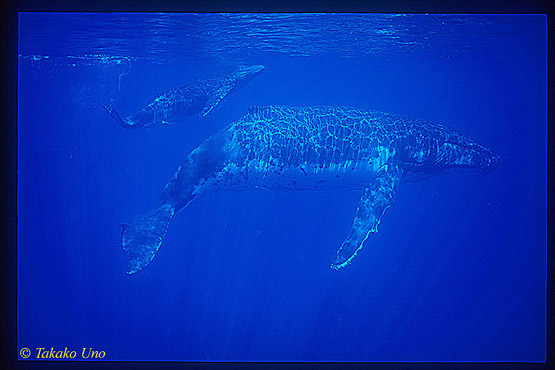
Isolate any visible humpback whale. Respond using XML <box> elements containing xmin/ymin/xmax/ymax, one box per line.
<box><xmin>104</xmin><ymin>65</ymin><xmax>265</xmax><ymax>128</ymax></box>
<box><xmin>120</xmin><ymin>106</ymin><xmax>500</xmax><ymax>274</ymax></box>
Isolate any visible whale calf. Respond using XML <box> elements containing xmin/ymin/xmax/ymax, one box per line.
<box><xmin>120</xmin><ymin>106</ymin><xmax>500</xmax><ymax>274</ymax></box>
<box><xmin>104</xmin><ymin>64</ymin><xmax>265</xmax><ymax>129</ymax></box>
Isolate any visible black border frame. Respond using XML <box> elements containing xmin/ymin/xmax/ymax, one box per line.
<box><xmin>2</xmin><ymin>1</ymin><xmax>553</xmax><ymax>369</ymax></box>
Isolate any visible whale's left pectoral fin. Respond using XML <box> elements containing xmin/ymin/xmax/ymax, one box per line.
<box><xmin>199</xmin><ymin>84</ymin><xmax>234</xmax><ymax>118</ymax></box>
<box><xmin>330</xmin><ymin>163</ymin><xmax>403</xmax><ymax>270</ymax></box>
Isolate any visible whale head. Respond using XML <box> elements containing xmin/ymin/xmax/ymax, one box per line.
<box><xmin>434</xmin><ymin>139</ymin><xmax>502</xmax><ymax>174</ymax></box>
<box><xmin>238</xmin><ymin>64</ymin><xmax>265</xmax><ymax>76</ymax></box>
<box><xmin>478</xmin><ymin>148</ymin><xmax>502</xmax><ymax>174</ymax></box>
<box><xmin>223</xmin><ymin>64</ymin><xmax>265</xmax><ymax>95</ymax></box>
<box><xmin>235</xmin><ymin>64</ymin><xmax>265</xmax><ymax>83</ymax></box>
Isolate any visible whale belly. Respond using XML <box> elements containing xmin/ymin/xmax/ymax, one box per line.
<box><xmin>211</xmin><ymin>159</ymin><xmax>383</xmax><ymax>192</ymax></box>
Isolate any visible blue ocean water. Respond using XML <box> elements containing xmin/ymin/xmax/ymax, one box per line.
<box><xmin>17</xmin><ymin>13</ymin><xmax>546</xmax><ymax>362</ymax></box>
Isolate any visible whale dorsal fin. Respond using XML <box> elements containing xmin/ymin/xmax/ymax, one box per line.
<box><xmin>199</xmin><ymin>83</ymin><xmax>235</xmax><ymax>118</ymax></box>
<box><xmin>330</xmin><ymin>163</ymin><xmax>403</xmax><ymax>270</ymax></box>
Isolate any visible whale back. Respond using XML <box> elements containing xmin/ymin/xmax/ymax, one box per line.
<box><xmin>229</xmin><ymin>106</ymin><xmax>399</xmax><ymax>173</ymax></box>
<box><xmin>228</xmin><ymin>106</ymin><xmax>499</xmax><ymax>176</ymax></box>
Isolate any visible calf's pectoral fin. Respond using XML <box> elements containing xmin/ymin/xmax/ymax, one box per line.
<box><xmin>199</xmin><ymin>84</ymin><xmax>234</xmax><ymax>118</ymax></box>
<box><xmin>330</xmin><ymin>163</ymin><xmax>403</xmax><ymax>270</ymax></box>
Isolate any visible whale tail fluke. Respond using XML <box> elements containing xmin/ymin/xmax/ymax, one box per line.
<box><xmin>121</xmin><ymin>203</ymin><xmax>175</xmax><ymax>274</ymax></box>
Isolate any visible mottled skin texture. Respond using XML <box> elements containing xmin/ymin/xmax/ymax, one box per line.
<box><xmin>105</xmin><ymin>65</ymin><xmax>265</xmax><ymax>129</ymax></box>
<box><xmin>121</xmin><ymin>106</ymin><xmax>500</xmax><ymax>274</ymax></box>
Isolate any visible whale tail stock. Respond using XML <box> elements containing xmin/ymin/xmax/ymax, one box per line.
<box><xmin>103</xmin><ymin>105</ymin><xmax>142</xmax><ymax>129</ymax></box>
<box><xmin>120</xmin><ymin>129</ymin><xmax>233</xmax><ymax>275</ymax></box>
<box><xmin>121</xmin><ymin>203</ymin><xmax>175</xmax><ymax>274</ymax></box>
<box><xmin>103</xmin><ymin>105</ymin><xmax>128</xmax><ymax>128</ymax></box>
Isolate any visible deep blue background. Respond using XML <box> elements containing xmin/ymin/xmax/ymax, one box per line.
<box><xmin>18</xmin><ymin>14</ymin><xmax>546</xmax><ymax>361</ymax></box>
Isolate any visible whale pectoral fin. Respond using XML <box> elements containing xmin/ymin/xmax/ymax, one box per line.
<box><xmin>121</xmin><ymin>203</ymin><xmax>175</xmax><ymax>274</ymax></box>
<box><xmin>199</xmin><ymin>84</ymin><xmax>234</xmax><ymax>118</ymax></box>
<box><xmin>330</xmin><ymin>163</ymin><xmax>403</xmax><ymax>270</ymax></box>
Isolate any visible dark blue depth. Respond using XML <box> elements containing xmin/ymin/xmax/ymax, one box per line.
<box><xmin>17</xmin><ymin>13</ymin><xmax>546</xmax><ymax>362</ymax></box>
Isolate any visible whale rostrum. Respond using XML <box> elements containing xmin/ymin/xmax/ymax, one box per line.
<box><xmin>120</xmin><ymin>106</ymin><xmax>500</xmax><ymax>274</ymax></box>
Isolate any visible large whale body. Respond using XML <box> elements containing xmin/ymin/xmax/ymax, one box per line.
<box><xmin>104</xmin><ymin>65</ymin><xmax>265</xmax><ymax>129</ymax></box>
<box><xmin>121</xmin><ymin>106</ymin><xmax>500</xmax><ymax>274</ymax></box>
